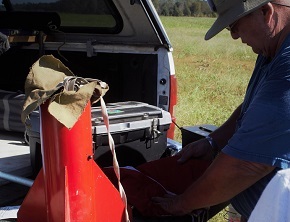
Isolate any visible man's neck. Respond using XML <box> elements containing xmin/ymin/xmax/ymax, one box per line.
<box><xmin>273</xmin><ymin>25</ymin><xmax>290</xmax><ymax>58</ymax></box>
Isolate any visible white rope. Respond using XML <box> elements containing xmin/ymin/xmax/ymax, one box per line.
<box><xmin>100</xmin><ymin>96</ymin><xmax>130</xmax><ymax>222</ymax></box>
<box><xmin>62</xmin><ymin>77</ymin><xmax>129</xmax><ymax>220</ymax></box>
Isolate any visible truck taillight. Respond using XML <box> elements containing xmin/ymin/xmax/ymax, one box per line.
<box><xmin>168</xmin><ymin>74</ymin><xmax>177</xmax><ymax>139</ymax></box>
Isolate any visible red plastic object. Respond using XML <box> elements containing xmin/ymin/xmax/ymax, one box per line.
<box><xmin>168</xmin><ymin>74</ymin><xmax>177</xmax><ymax>139</ymax></box>
<box><xmin>18</xmin><ymin>101</ymin><xmax>127</xmax><ymax>222</ymax></box>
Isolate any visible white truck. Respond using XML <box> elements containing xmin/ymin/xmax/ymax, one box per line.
<box><xmin>0</xmin><ymin>0</ymin><xmax>225</xmax><ymax>221</ymax></box>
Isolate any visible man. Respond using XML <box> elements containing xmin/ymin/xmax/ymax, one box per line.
<box><xmin>152</xmin><ymin>0</ymin><xmax>290</xmax><ymax>221</ymax></box>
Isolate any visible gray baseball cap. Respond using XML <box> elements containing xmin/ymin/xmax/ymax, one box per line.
<box><xmin>205</xmin><ymin>0</ymin><xmax>271</xmax><ymax>40</ymax></box>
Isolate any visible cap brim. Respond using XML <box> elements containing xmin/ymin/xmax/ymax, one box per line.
<box><xmin>205</xmin><ymin>3</ymin><xmax>247</xmax><ymax>40</ymax></box>
<box><xmin>204</xmin><ymin>0</ymin><xmax>271</xmax><ymax>40</ymax></box>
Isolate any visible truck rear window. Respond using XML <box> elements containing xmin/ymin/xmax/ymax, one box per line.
<box><xmin>3</xmin><ymin>0</ymin><xmax>122</xmax><ymax>33</ymax></box>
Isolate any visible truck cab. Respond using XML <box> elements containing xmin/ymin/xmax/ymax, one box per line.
<box><xmin>0</xmin><ymin>0</ymin><xmax>179</xmax><ymax>173</ymax></box>
<box><xmin>0</xmin><ymin>1</ymin><xmax>230</xmax><ymax>221</ymax></box>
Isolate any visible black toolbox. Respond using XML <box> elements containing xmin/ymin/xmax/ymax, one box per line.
<box><xmin>181</xmin><ymin>124</ymin><xmax>217</xmax><ymax>147</ymax></box>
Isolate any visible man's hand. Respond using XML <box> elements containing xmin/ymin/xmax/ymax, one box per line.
<box><xmin>177</xmin><ymin>138</ymin><xmax>214</xmax><ymax>163</ymax></box>
<box><xmin>152</xmin><ymin>193</ymin><xmax>192</xmax><ymax>216</ymax></box>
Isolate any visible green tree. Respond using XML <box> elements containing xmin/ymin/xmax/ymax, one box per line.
<box><xmin>151</xmin><ymin>0</ymin><xmax>216</xmax><ymax>17</ymax></box>
<box><xmin>161</xmin><ymin>4</ymin><xmax>170</xmax><ymax>16</ymax></box>
<box><xmin>183</xmin><ymin>2</ymin><xmax>191</xmax><ymax>16</ymax></box>
<box><xmin>191</xmin><ymin>2</ymin><xmax>201</xmax><ymax>16</ymax></box>
<box><xmin>173</xmin><ymin>2</ymin><xmax>183</xmax><ymax>16</ymax></box>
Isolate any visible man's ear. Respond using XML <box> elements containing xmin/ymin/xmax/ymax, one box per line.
<box><xmin>262</xmin><ymin>3</ymin><xmax>275</xmax><ymax>25</ymax></box>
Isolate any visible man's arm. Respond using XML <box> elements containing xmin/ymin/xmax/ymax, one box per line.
<box><xmin>178</xmin><ymin>104</ymin><xmax>243</xmax><ymax>162</ymax></box>
<box><xmin>210</xmin><ymin>103</ymin><xmax>242</xmax><ymax>150</ymax></box>
<box><xmin>153</xmin><ymin>153</ymin><xmax>275</xmax><ymax>215</ymax></box>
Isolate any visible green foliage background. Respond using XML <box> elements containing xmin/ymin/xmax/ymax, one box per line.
<box><xmin>152</xmin><ymin>0</ymin><xmax>216</xmax><ymax>16</ymax></box>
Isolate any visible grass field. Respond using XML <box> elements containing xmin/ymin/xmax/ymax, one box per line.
<box><xmin>160</xmin><ymin>16</ymin><xmax>257</xmax><ymax>221</ymax></box>
<box><xmin>160</xmin><ymin>16</ymin><xmax>256</xmax><ymax>142</ymax></box>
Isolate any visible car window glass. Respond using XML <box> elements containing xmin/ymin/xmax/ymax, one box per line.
<box><xmin>4</xmin><ymin>0</ymin><xmax>121</xmax><ymax>32</ymax></box>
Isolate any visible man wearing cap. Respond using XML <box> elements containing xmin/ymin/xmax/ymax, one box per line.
<box><xmin>152</xmin><ymin>0</ymin><xmax>290</xmax><ymax>220</ymax></box>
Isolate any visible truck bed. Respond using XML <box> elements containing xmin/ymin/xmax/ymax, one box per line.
<box><xmin>0</xmin><ymin>131</ymin><xmax>31</xmax><ymax>186</ymax></box>
<box><xmin>0</xmin><ymin>132</ymin><xmax>31</xmax><ymax>220</ymax></box>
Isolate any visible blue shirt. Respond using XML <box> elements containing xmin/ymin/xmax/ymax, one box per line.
<box><xmin>222</xmin><ymin>34</ymin><xmax>290</xmax><ymax>219</ymax></box>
